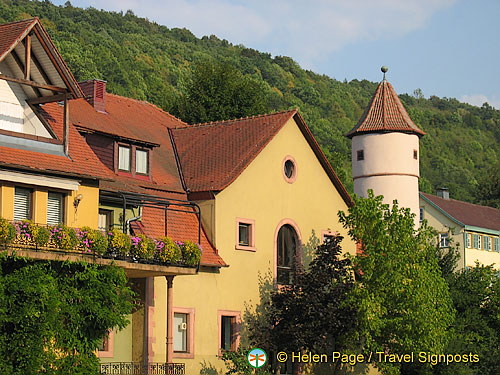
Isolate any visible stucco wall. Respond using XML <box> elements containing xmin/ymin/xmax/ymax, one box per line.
<box><xmin>159</xmin><ymin>117</ymin><xmax>356</xmax><ymax>373</ymax></box>
<box><xmin>352</xmin><ymin>133</ymin><xmax>420</xmax><ymax>224</ymax></box>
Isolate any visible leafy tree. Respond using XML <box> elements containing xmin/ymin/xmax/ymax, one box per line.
<box><xmin>476</xmin><ymin>160</ymin><xmax>500</xmax><ymax>208</ymax></box>
<box><xmin>0</xmin><ymin>255</ymin><xmax>135</xmax><ymax>375</ymax></box>
<box><xmin>338</xmin><ymin>191</ymin><xmax>455</xmax><ymax>375</ymax></box>
<box><xmin>173</xmin><ymin>60</ymin><xmax>270</xmax><ymax>124</ymax></box>
<box><xmin>434</xmin><ymin>264</ymin><xmax>500</xmax><ymax>375</ymax></box>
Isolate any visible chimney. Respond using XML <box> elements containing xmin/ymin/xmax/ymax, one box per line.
<box><xmin>437</xmin><ymin>187</ymin><xmax>449</xmax><ymax>200</ymax></box>
<box><xmin>79</xmin><ymin>79</ymin><xmax>106</xmax><ymax>112</ymax></box>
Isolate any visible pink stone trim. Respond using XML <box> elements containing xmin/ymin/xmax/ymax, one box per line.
<box><xmin>146</xmin><ymin>277</ymin><xmax>156</xmax><ymax>363</ymax></box>
<box><xmin>235</xmin><ymin>217</ymin><xmax>256</xmax><ymax>251</ymax></box>
<box><xmin>172</xmin><ymin>307</ymin><xmax>195</xmax><ymax>359</ymax></box>
<box><xmin>273</xmin><ymin>218</ymin><xmax>302</xmax><ymax>285</ymax></box>
<box><xmin>97</xmin><ymin>329</ymin><xmax>114</xmax><ymax>358</ymax></box>
<box><xmin>282</xmin><ymin>155</ymin><xmax>298</xmax><ymax>184</ymax></box>
<box><xmin>217</xmin><ymin>310</ymin><xmax>241</xmax><ymax>356</ymax></box>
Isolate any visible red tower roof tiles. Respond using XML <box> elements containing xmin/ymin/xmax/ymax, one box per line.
<box><xmin>346</xmin><ymin>79</ymin><xmax>425</xmax><ymax>138</ymax></box>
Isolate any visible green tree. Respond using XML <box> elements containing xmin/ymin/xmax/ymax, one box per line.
<box><xmin>476</xmin><ymin>160</ymin><xmax>500</xmax><ymax>208</ymax></box>
<box><xmin>0</xmin><ymin>255</ymin><xmax>135</xmax><ymax>375</ymax></box>
<box><xmin>434</xmin><ymin>264</ymin><xmax>500</xmax><ymax>375</ymax></box>
<box><xmin>338</xmin><ymin>191</ymin><xmax>455</xmax><ymax>375</ymax></box>
<box><xmin>174</xmin><ymin>60</ymin><xmax>270</xmax><ymax>124</ymax></box>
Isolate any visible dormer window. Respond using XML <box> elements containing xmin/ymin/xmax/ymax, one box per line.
<box><xmin>136</xmin><ymin>149</ymin><xmax>149</xmax><ymax>175</ymax></box>
<box><xmin>118</xmin><ymin>145</ymin><xmax>131</xmax><ymax>171</ymax></box>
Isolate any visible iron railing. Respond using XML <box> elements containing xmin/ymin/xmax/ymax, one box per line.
<box><xmin>100</xmin><ymin>362</ymin><xmax>185</xmax><ymax>375</ymax></box>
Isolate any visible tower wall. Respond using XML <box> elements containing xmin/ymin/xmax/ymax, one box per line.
<box><xmin>352</xmin><ymin>132</ymin><xmax>420</xmax><ymax>224</ymax></box>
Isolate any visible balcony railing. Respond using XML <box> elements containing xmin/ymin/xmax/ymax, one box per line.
<box><xmin>100</xmin><ymin>362</ymin><xmax>185</xmax><ymax>375</ymax></box>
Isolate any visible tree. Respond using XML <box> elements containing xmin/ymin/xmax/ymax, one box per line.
<box><xmin>237</xmin><ymin>235</ymin><xmax>356</xmax><ymax>374</ymax></box>
<box><xmin>476</xmin><ymin>160</ymin><xmax>500</xmax><ymax>208</ymax></box>
<box><xmin>0</xmin><ymin>255</ymin><xmax>135</xmax><ymax>374</ymax></box>
<box><xmin>434</xmin><ymin>264</ymin><xmax>500</xmax><ymax>375</ymax></box>
<box><xmin>173</xmin><ymin>60</ymin><xmax>270</xmax><ymax>124</ymax></box>
<box><xmin>338</xmin><ymin>191</ymin><xmax>454</xmax><ymax>375</ymax></box>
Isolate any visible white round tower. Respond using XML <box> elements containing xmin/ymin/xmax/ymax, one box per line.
<box><xmin>347</xmin><ymin>67</ymin><xmax>425</xmax><ymax>226</ymax></box>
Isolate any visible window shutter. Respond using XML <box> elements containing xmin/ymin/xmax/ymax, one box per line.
<box><xmin>47</xmin><ymin>192</ymin><xmax>63</xmax><ymax>225</ymax></box>
<box><xmin>495</xmin><ymin>238</ymin><xmax>500</xmax><ymax>252</ymax></box>
<box><xmin>14</xmin><ymin>187</ymin><xmax>31</xmax><ymax>221</ymax></box>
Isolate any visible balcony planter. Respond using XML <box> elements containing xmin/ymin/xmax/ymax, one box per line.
<box><xmin>0</xmin><ymin>218</ymin><xmax>15</xmax><ymax>246</ymax></box>
<box><xmin>51</xmin><ymin>224</ymin><xmax>78</xmax><ymax>250</ymax></box>
<box><xmin>178</xmin><ymin>240</ymin><xmax>202</xmax><ymax>266</ymax></box>
<box><xmin>107</xmin><ymin>229</ymin><xmax>131</xmax><ymax>259</ymax></box>
<box><xmin>78</xmin><ymin>227</ymin><xmax>108</xmax><ymax>255</ymax></box>
<box><xmin>131</xmin><ymin>234</ymin><xmax>156</xmax><ymax>262</ymax></box>
<box><xmin>156</xmin><ymin>237</ymin><xmax>182</xmax><ymax>265</ymax></box>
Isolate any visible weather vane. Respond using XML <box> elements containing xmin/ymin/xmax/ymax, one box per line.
<box><xmin>381</xmin><ymin>66</ymin><xmax>388</xmax><ymax>80</ymax></box>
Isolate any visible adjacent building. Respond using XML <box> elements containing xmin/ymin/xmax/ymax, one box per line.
<box><xmin>420</xmin><ymin>189</ymin><xmax>500</xmax><ymax>270</ymax></box>
<box><xmin>0</xmin><ymin>18</ymin><xmax>356</xmax><ymax>374</ymax></box>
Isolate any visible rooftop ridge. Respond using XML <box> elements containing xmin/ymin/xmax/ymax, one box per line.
<box><xmin>106</xmin><ymin>93</ymin><xmax>188</xmax><ymax>126</ymax></box>
<box><xmin>422</xmin><ymin>192</ymin><xmax>500</xmax><ymax>212</ymax></box>
<box><xmin>177</xmin><ymin>108</ymin><xmax>298</xmax><ymax>130</ymax></box>
<box><xmin>0</xmin><ymin>17</ymin><xmax>38</xmax><ymax>26</ymax></box>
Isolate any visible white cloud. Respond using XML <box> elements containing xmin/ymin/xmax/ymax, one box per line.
<box><xmin>58</xmin><ymin>0</ymin><xmax>456</xmax><ymax>69</ymax></box>
<box><xmin>460</xmin><ymin>94</ymin><xmax>500</xmax><ymax>109</ymax></box>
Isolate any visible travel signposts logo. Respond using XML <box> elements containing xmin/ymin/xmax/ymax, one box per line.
<box><xmin>248</xmin><ymin>348</ymin><xmax>267</xmax><ymax>368</ymax></box>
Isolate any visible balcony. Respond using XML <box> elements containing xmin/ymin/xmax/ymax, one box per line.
<box><xmin>100</xmin><ymin>362</ymin><xmax>185</xmax><ymax>375</ymax></box>
<box><xmin>0</xmin><ymin>219</ymin><xmax>200</xmax><ymax>277</ymax></box>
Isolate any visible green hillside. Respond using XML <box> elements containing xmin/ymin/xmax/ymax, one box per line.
<box><xmin>1</xmin><ymin>0</ymin><xmax>499</xmax><ymax>204</ymax></box>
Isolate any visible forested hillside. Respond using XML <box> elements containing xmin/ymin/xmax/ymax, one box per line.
<box><xmin>1</xmin><ymin>0</ymin><xmax>499</xmax><ymax>204</ymax></box>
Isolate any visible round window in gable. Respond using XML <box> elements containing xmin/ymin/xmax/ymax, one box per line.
<box><xmin>282</xmin><ymin>156</ymin><xmax>297</xmax><ymax>183</ymax></box>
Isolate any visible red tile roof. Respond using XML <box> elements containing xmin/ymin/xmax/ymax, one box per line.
<box><xmin>170</xmin><ymin>110</ymin><xmax>353</xmax><ymax>206</ymax></box>
<box><xmin>140</xmin><ymin>206</ymin><xmax>227</xmax><ymax>267</ymax></box>
<box><xmin>0</xmin><ymin>104</ymin><xmax>114</xmax><ymax>180</ymax></box>
<box><xmin>0</xmin><ymin>18</ymin><xmax>37</xmax><ymax>61</ymax></box>
<box><xmin>39</xmin><ymin>96</ymin><xmax>186</xmax><ymax>193</ymax></box>
<box><xmin>346</xmin><ymin>79</ymin><xmax>425</xmax><ymax>138</ymax></box>
<box><xmin>0</xmin><ymin>18</ymin><xmax>83</xmax><ymax>98</ymax></box>
<box><xmin>421</xmin><ymin>192</ymin><xmax>500</xmax><ymax>232</ymax></box>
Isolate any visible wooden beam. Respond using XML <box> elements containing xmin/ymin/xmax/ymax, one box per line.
<box><xmin>24</xmin><ymin>34</ymin><xmax>31</xmax><ymax>80</ymax></box>
<box><xmin>27</xmin><ymin>93</ymin><xmax>67</xmax><ymax>105</ymax></box>
<box><xmin>22</xmin><ymin>38</ymin><xmax>55</xmax><ymax>87</ymax></box>
<box><xmin>0</xmin><ymin>74</ymin><xmax>66</xmax><ymax>92</ymax></box>
<box><xmin>10</xmin><ymin>49</ymin><xmax>42</xmax><ymax>97</ymax></box>
<box><xmin>63</xmin><ymin>93</ymin><xmax>69</xmax><ymax>155</ymax></box>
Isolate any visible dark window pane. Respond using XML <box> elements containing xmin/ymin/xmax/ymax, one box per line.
<box><xmin>239</xmin><ymin>223</ymin><xmax>250</xmax><ymax>246</ymax></box>
<box><xmin>277</xmin><ymin>225</ymin><xmax>297</xmax><ymax>285</ymax></box>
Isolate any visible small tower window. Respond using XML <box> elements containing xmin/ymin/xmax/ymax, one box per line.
<box><xmin>282</xmin><ymin>156</ymin><xmax>298</xmax><ymax>183</ymax></box>
<box><xmin>357</xmin><ymin>150</ymin><xmax>364</xmax><ymax>161</ymax></box>
<box><xmin>413</xmin><ymin>150</ymin><xmax>418</xmax><ymax>160</ymax></box>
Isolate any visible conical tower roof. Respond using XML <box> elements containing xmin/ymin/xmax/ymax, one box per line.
<box><xmin>346</xmin><ymin>78</ymin><xmax>425</xmax><ymax>138</ymax></box>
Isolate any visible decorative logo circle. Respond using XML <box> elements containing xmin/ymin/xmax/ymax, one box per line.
<box><xmin>247</xmin><ymin>348</ymin><xmax>267</xmax><ymax>368</ymax></box>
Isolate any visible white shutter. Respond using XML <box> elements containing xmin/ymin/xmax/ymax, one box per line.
<box><xmin>14</xmin><ymin>187</ymin><xmax>31</xmax><ymax>221</ymax></box>
<box><xmin>173</xmin><ymin>313</ymin><xmax>187</xmax><ymax>352</ymax></box>
<box><xmin>136</xmin><ymin>149</ymin><xmax>148</xmax><ymax>174</ymax></box>
<box><xmin>118</xmin><ymin>146</ymin><xmax>131</xmax><ymax>171</ymax></box>
<box><xmin>47</xmin><ymin>192</ymin><xmax>63</xmax><ymax>225</ymax></box>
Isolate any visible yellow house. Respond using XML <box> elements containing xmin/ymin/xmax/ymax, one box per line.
<box><xmin>0</xmin><ymin>17</ymin><xmax>357</xmax><ymax>375</ymax></box>
<box><xmin>168</xmin><ymin>110</ymin><xmax>356</xmax><ymax>372</ymax></box>
<box><xmin>420</xmin><ymin>189</ymin><xmax>500</xmax><ymax>270</ymax></box>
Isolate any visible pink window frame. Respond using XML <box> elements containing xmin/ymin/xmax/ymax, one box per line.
<box><xmin>235</xmin><ymin>218</ymin><xmax>256</xmax><ymax>251</ymax></box>
<box><xmin>282</xmin><ymin>155</ymin><xmax>298</xmax><ymax>184</ymax></box>
<box><xmin>217</xmin><ymin>310</ymin><xmax>241</xmax><ymax>356</ymax></box>
<box><xmin>172</xmin><ymin>307</ymin><xmax>195</xmax><ymax>359</ymax></box>
<box><xmin>274</xmin><ymin>218</ymin><xmax>302</xmax><ymax>286</ymax></box>
<box><xmin>97</xmin><ymin>329</ymin><xmax>114</xmax><ymax>358</ymax></box>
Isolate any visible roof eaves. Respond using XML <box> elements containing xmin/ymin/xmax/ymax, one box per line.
<box><xmin>294</xmin><ymin>112</ymin><xmax>354</xmax><ymax>207</ymax></box>
<box><xmin>419</xmin><ymin>192</ymin><xmax>465</xmax><ymax>227</ymax></box>
<box><xmin>464</xmin><ymin>225</ymin><xmax>500</xmax><ymax>236</ymax></box>
<box><xmin>0</xmin><ymin>18</ymin><xmax>37</xmax><ymax>63</ymax></box>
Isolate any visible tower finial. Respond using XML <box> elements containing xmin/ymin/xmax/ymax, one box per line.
<box><xmin>381</xmin><ymin>66</ymin><xmax>388</xmax><ymax>80</ymax></box>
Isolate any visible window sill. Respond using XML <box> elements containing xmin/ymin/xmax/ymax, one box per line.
<box><xmin>235</xmin><ymin>245</ymin><xmax>256</xmax><ymax>252</ymax></box>
<box><xmin>173</xmin><ymin>351</ymin><xmax>194</xmax><ymax>359</ymax></box>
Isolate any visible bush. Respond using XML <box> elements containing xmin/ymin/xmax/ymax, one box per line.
<box><xmin>51</xmin><ymin>225</ymin><xmax>78</xmax><ymax>250</ymax></box>
<box><xmin>15</xmin><ymin>220</ymin><xmax>50</xmax><ymax>247</ymax></box>
<box><xmin>131</xmin><ymin>234</ymin><xmax>155</xmax><ymax>260</ymax></box>
<box><xmin>30</xmin><ymin>225</ymin><xmax>50</xmax><ymax>247</ymax></box>
<box><xmin>107</xmin><ymin>229</ymin><xmax>131</xmax><ymax>256</ymax></box>
<box><xmin>78</xmin><ymin>227</ymin><xmax>108</xmax><ymax>255</ymax></box>
<box><xmin>178</xmin><ymin>240</ymin><xmax>201</xmax><ymax>266</ymax></box>
<box><xmin>0</xmin><ymin>218</ymin><xmax>15</xmax><ymax>245</ymax></box>
<box><xmin>156</xmin><ymin>237</ymin><xmax>182</xmax><ymax>264</ymax></box>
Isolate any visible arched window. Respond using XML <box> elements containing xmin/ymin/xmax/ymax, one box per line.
<box><xmin>277</xmin><ymin>224</ymin><xmax>298</xmax><ymax>285</ymax></box>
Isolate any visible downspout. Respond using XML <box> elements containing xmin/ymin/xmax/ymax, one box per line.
<box><xmin>463</xmin><ymin>230</ymin><xmax>467</xmax><ymax>270</ymax></box>
<box><xmin>125</xmin><ymin>206</ymin><xmax>143</xmax><ymax>233</ymax></box>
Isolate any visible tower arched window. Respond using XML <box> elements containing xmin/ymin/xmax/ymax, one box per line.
<box><xmin>277</xmin><ymin>224</ymin><xmax>299</xmax><ymax>285</ymax></box>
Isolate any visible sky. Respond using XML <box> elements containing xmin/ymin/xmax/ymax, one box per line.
<box><xmin>52</xmin><ymin>0</ymin><xmax>500</xmax><ymax>108</ymax></box>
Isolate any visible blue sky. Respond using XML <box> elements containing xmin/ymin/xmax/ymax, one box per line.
<box><xmin>52</xmin><ymin>0</ymin><xmax>500</xmax><ymax>108</ymax></box>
